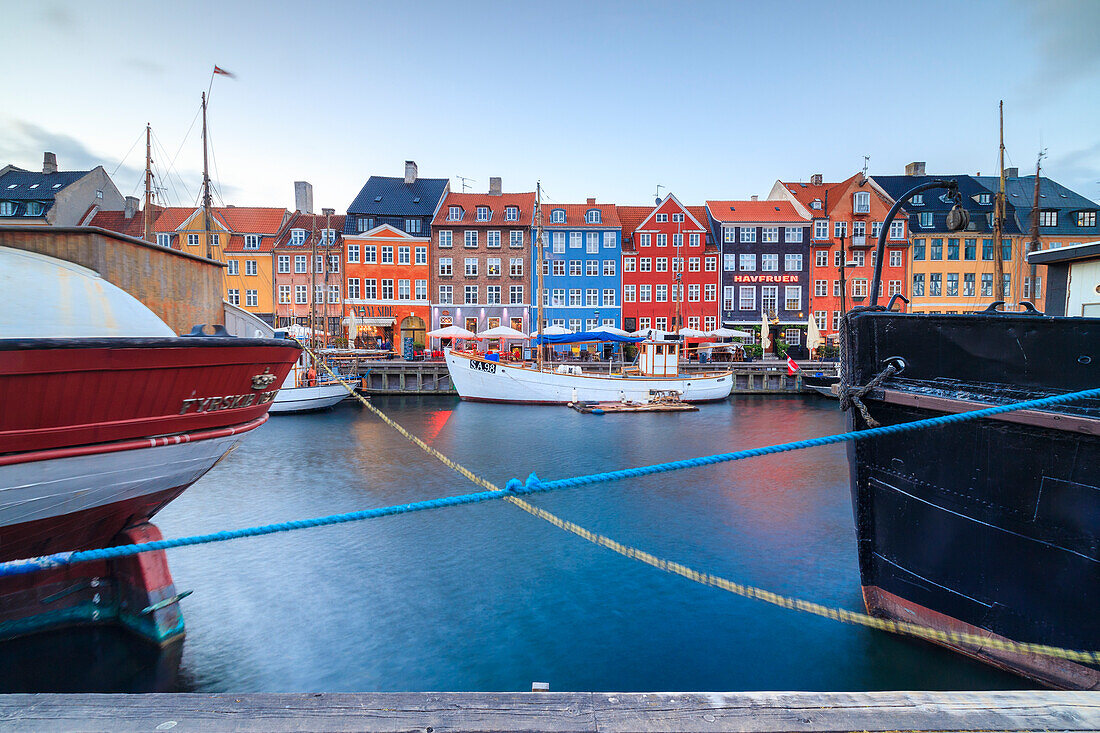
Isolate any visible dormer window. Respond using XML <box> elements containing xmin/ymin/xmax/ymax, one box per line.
<box><xmin>290</xmin><ymin>229</ymin><xmax>307</xmax><ymax>245</ymax></box>
<box><xmin>0</xmin><ymin>202</ymin><xmax>13</xmax><ymax>216</ymax></box>
<box><xmin>811</xmin><ymin>199</ymin><xmax>822</xmax><ymax>210</ymax></box>
<box><xmin>853</xmin><ymin>192</ymin><xmax>871</xmax><ymax>214</ymax></box>
<box><xmin>505</xmin><ymin>206</ymin><xmax>519</xmax><ymax>221</ymax></box>
<box><xmin>977</xmin><ymin>193</ymin><xmax>991</xmax><ymax>205</ymax></box>
<box><xmin>321</xmin><ymin>229</ymin><xmax>337</xmax><ymax>244</ymax></box>
<box><xmin>1077</xmin><ymin>211</ymin><xmax>1096</xmax><ymax>227</ymax></box>
<box><xmin>1039</xmin><ymin>210</ymin><xmax>1058</xmax><ymax>227</ymax></box>
<box><xmin>476</xmin><ymin>206</ymin><xmax>491</xmax><ymax>221</ymax></box>
<box><xmin>244</xmin><ymin>234</ymin><xmax>261</xmax><ymax>249</ymax></box>
<box><xmin>448</xmin><ymin>206</ymin><xmax>463</xmax><ymax>221</ymax></box>
<box><xmin>549</xmin><ymin>208</ymin><xmax>565</xmax><ymax>223</ymax></box>
<box><xmin>24</xmin><ymin>202</ymin><xmax>43</xmax><ymax>216</ymax></box>
<box><xmin>585</xmin><ymin>209</ymin><xmax>601</xmax><ymax>224</ymax></box>
<box><xmin>156</xmin><ymin>233</ymin><xmax>170</xmax><ymax>247</ymax></box>
<box><xmin>918</xmin><ymin>212</ymin><xmax>933</xmax><ymax>228</ymax></box>
<box><xmin>911</xmin><ymin>194</ymin><xmax>923</xmax><ymax>205</ymax></box>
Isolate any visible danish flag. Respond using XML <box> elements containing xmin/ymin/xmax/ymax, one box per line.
<box><xmin>787</xmin><ymin>355</ymin><xmax>800</xmax><ymax>375</ymax></box>
<box><xmin>213</xmin><ymin>66</ymin><xmax>236</xmax><ymax>78</ymax></box>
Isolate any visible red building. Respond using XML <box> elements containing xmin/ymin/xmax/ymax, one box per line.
<box><xmin>618</xmin><ymin>194</ymin><xmax>720</xmax><ymax>333</ymax></box>
<box><xmin>768</xmin><ymin>173</ymin><xmax>909</xmax><ymax>344</ymax></box>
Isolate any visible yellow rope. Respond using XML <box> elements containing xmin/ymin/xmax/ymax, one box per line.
<box><xmin>307</xmin><ymin>345</ymin><xmax>1100</xmax><ymax>666</ymax></box>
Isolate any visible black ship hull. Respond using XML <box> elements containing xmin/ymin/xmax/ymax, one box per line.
<box><xmin>843</xmin><ymin>311</ymin><xmax>1100</xmax><ymax>689</ymax></box>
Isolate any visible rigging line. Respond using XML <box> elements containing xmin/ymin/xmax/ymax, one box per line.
<box><xmin>110</xmin><ymin>128</ymin><xmax>146</xmax><ymax>178</ymax></box>
<box><xmin>165</xmin><ymin>103</ymin><xmax>202</xmax><ymax>181</ymax></box>
<box><xmin>152</xmin><ymin>131</ymin><xmax>193</xmax><ymax>206</ymax></box>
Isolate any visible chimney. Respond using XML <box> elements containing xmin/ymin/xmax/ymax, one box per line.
<box><xmin>1004</xmin><ymin>167</ymin><xmax>1018</xmax><ymax>178</ymax></box>
<box><xmin>488</xmin><ymin>177</ymin><xmax>502</xmax><ymax>196</ymax></box>
<box><xmin>124</xmin><ymin>196</ymin><xmax>139</xmax><ymax>219</ymax></box>
<box><xmin>587</xmin><ymin>197</ymin><xmax>596</xmax><ymax>206</ymax></box>
<box><xmin>905</xmin><ymin>161</ymin><xmax>926</xmax><ymax>176</ymax></box>
<box><xmin>294</xmin><ymin>181</ymin><xmax>314</xmax><ymax>215</ymax></box>
<box><xmin>750</xmin><ymin>194</ymin><xmax>758</xmax><ymax>201</ymax></box>
<box><xmin>43</xmin><ymin>152</ymin><xmax>57</xmax><ymax>174</ymax></box>
<box><xmin>810</xmin><ymin>173</ymin><xmax>822</xmax><ymax>186</ymax></box>
<box><xmin>322</xmin><ymin>207</ymin><xmax>335</xmax><ymax>217</ymax></box>
<box><xmin>404</xmin><ymin>160</ymin><xmax>418</xmax><ymax>185</ymax></box>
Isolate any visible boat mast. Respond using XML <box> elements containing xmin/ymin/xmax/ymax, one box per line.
<box><xmin>993</xmin><ymin>100</ymin><xmax>1006</xmax><ymax>302</ymax></box>
<box><xmin>143</xmin><ymin>123</ymin><xmax>154</xmax><ymax>243</ymax></box>
<box><xmin>323</xmin><ymin>210</ymin><xmax>331</xmax><ymax>349</ymax></box>
<box><xmin>310</xmin><ymin>213</ymin><xmax>318</xmax><ymax>349</ymax></box>
<box><xmin>1028</xmin><ymin>150</ymin><xmax>1043</xmax><ymax>304</ymax></box>
<box><xmin>535</xmin><ymin>181</ymin><xmax>546</xmax><ymax>371</ymax></box>
<box><xmin>201</xmin><ymin>92</ymin><xmax>214</xmax><ymax>260</ymax></box>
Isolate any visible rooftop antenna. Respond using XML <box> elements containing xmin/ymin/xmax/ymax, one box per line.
<box><xmin>862</xmin><ymin>155</ymin><xmax>870</xmax><ymax>178</ymax></box>
<box><xmin>456</xmin><ymin>175</ymin><xmax>475</xmax><ymax>193</ymax></box>
<box><xmin>654</xmin><ymin>184</ymin><xmax>664</xmax><ymax>205</ymax></box>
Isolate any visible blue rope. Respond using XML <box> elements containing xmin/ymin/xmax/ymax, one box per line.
<box><xmin>2</xmin><ymin>386</ymin><xmax>1096</xmax><ymax>579</ymax></box>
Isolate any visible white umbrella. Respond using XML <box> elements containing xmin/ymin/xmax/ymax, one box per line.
<box><xmin>477</xmin><ymin>325</ymin><xmax>529</xmax><ymax>339</ymax></box>
<box><xmin>530</xmin><ymin>325</ymin><xmax>572</xmax><ymax>337</ymax></box>
<box><xmin>590</xmin><ymin>324</ymin><xmax>630</xmax><ymax>337</ymax></box>
<box><xmin>710</xmin><ymin>327</ymin><xmax>752</xmax><ymax>339</ymax></box>
<box><xmin>427</xmin><ymin>325</ymin><xmax>475</xmax><ymax>339</ymax></box>
<box><xmin>806</xmin><ymin>316</ymin><xmax>824</xmax><ymax>351</ymax></box>
<box><xmin>761</xmin><ymin>313</ymin><xmax>771</xmax><ymax>351</ymax></box>
<box><xmin>678</xmin><ymin>327</ymin><xmax>709</xmax><ymax>338</ymax></box>
<box><xmin>630</xmin><ymin>328</ymin><xmax>669</xmax><ymax>340</ymax></box>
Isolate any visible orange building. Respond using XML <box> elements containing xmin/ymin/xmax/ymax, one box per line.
<box><xmin>343</xmin><ymin>224</ymin><xmax>430</xmax><ymax>352</ymax></box>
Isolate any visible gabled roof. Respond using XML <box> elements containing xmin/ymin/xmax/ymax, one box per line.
<box><xmin>776</xmin><ymin>178</ymin><xmax>847</xmax><ymax>216</ymax></box>
<box><xmin>90</xmin><ymin>206</ymin><xmax>194</xmax><ymax>238</ymax></box>
<box><xmin>871</xmin><ymin>174</ymin><xmax>1024</xmax><ymax>235</ymax></box>
<box><xmin>628</xmin><ymin>193</ymin><xmax>707</xmax><ymax>232</ymax></box>
<box><xmin>431</xmin><ymin>191</ymin><xmax>536</xmax><ymax>226</ymax></box>
<box><xmin>347</xmin><ymin>176</ymin><xmax>449</xmax><ymax>217</ymax></box>
<box><xmin>215</xmin><ymin>206</ymin><xmax>288</xmax><ymax>234</ymax></box>
<box><xmin>273</xmin><ymin>212</ymin><xmax>346</xmax><ymax>248</ymax></box>
<box><xmin>0</xmin><ymin>166</ymin><xmax>90</xmax><ymax>201</ymax></box>
<box><xmin>705</xmin><ymin>199</ymin><xmax>809</xmax><ymax>224</ymax></box>
<box><xmin>615</xmin><ymin>206</ymin><xmax>652</xmax><ymax>237</ymax></box>
<box><xmin>541</xmin><ymin>203</ymin><xmax>621</xmax><ymax>228</ymax></box>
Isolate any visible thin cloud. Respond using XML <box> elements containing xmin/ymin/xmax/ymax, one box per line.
<box><xmin>1017</xmin><ymin>0</ymin><xmax>1100</xmax><ymax>98</ymax></box>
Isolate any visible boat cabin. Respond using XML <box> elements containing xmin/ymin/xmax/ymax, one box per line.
<box><xmin>638</xmin><ymin>341</ymin><xmax>680</xmax><ymax>376</ymax></box>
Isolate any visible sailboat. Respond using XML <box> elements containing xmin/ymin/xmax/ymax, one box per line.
<box><xmin>444</xmin><ymin>183</ymin><xmax>735</xmax><ymax>404</ymax></box>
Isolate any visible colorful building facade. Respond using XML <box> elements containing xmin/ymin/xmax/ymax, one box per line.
<box><xmin>429</xmin><ymin>182</ymin><xmax>535</xmax><ymax>334</ymax></box>
<box><xmin>705</xmin><ymin>199</ymin><xmax>811</xmax><ymax>350</ymax></box>
<box><xmin>618</xmin><ymin>194</ymin><xmax>719</xmax><ymax>333</ymax></box>
<box><xmin>272</xmin><ymin>211</ymin><xmax>345</xmax><ymax>334</ymax></box>
<box><xmin>532</xmin><ymin>199</ymin><xmax>621</xmax><ymax>331</ymax></box>
<box><xmin>343</xmin><ymin>224</ymin><xmax>430</xmax><ymax>350</ymax></box>
<box><xmin>344</xmin><ymin>161</ymin><xmax>449</xmax><ymax>238</ymax></box>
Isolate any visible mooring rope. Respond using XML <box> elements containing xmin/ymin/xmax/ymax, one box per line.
<box><xmin>2</xmin><ymin>345</ymin><xmax>1096</xmax><ymax>663</ymax></box>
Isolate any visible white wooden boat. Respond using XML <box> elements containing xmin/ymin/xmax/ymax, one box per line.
<box><xmin>269</xmin><ymin>357</ymin><xmax>355</xmax><ymax>414</ymax></box>
<box><xmin>445</xmin><ymin>341</ymin><xmax>733</xmax><ymax>404</ymax></box>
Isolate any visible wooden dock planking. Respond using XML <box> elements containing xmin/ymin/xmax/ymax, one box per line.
<box><xmin>1</xmin><ymin>691</ymin><xmax>1098</xmax><ymax>732</ymax></box>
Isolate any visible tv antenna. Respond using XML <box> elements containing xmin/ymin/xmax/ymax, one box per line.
<box><xmin>654</xmin><ymin>184</ymin><xmax>664</xmax><ymax>205</ymax></box>
<box><xmin>862</xmin><ymin>155</ymin><xmax>870</xmax><ymax>178</ymax></box>
<box><xmin>456</xmin><ymin>175</ymin><xmax>476</xmax><ymax>193</ymax></box>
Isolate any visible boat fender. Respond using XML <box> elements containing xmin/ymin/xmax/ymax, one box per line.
<box><xmin>592</xmin><ymin>409</ymin><xmax>604</xmax><ymax>415</ymax></box>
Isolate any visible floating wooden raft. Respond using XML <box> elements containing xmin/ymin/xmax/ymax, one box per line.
<box><xmin>570</xmin><ymin>397</ymin><xmax>698</xmax><ymax>414</ymax></box>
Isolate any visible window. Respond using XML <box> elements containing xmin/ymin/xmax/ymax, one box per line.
<box><xmin>785</xmin><ymin>227</ymin><xmax>803</xmax><ymax>243</ymax></box>
<box><xmin>552</xmin><ymin>260</ymin><xmax>566</xmax><ymax>276</ymax></box>
<box><xmin>853</xmin><ymin>192</ymin><xmax>871</xmax><ymax>214</ymax></box>
<box><xmin>963</xmin><ymin>273</ymin><xmax>975</xmax><ymax>296</ymax></box>
<box><xmin>834</xmin><ymin>250</ymin><xmax>841</xmax><ymax>267</ymax></box>
<box><xmin>1023</xmin><ymin>276</ymin><xmax>1042</xmax><ymax>299</ymax></box>
<box><xmin>851</xmin><ymin>279</ymin><xmax>869</xmax><ymax>298</ymax></box>
<box><xmin>688</xmin><ymin>284</ymin><xmax>700</xmax><ymax>301</ymax></box>
<box><xmin>929</xmin><ymin>273</ymin><xmax>942</xmax><ymax>296</ymax></box>
<box><xmin>356</xmin><ymin>217</ymin><xmax>374</xmax><ymax>232</ymax></box>
<box><xmin>672</xmin><ymin>233</ymin><xmax>683</xmax><ymax>248</ymax></box>
<box><xmin>655</xmin><ymin>284</ymin><xmax>667</xmax><ymax>302</ymax></box>
<box><xmin>740</xmin><ymin>253</ymin><xmax>756</xmax><ymax>271</ymax></box>
<box><xmin>888</xmin><ymin>280</ymin><xmax>902</xmax><ymax>296</ymax></box>
<box><xmin>487</xmin><ymin>231</ymin><xmax>501</xmax><ymax>248</ymax></box>
<box><xmin>331</xmin><ymin>284</ymin><xmax>341</xmax><ymax>303</ymax></box>
<box><xmin>505</xmin><ymin>206</ymin><xmax>519</xmax><ymax>222</ymax></box>
<box><xmin>586</xmin><ymin>260</ymin><xmax>599</xmax><ymax>276</ymax></box>
<box><xmin>569</xmin><ymin>318</ymin><xmax>583</xmax><ymax>332</ymax></box>
<box><xmin>654</xmin><ymin>317</ymin><xmax>667</xmax><ymax>330</ymax></box>
<box><xmin>569</xmin><ymin>289</ymin><xmax>582</xmax><ymax>306</ymax></box>
<box><xmin>947</xmin><ymin>238</ymin><xmax>959</xmax><ymax>260</ymax></box>
<box><xmin>328</xmin><ymin>254</ymin><xmax>341</xmax><ymax>272</ymax></box>
<box><xmin>439</xmin><ymin>285</ymin><xmax>454</xmax><ymax>304</ymax></box>
<box><xmin>814</xmin><ymin>220</ymin><xmax>829</xmax><ymax>240</ymax></box>
<box><xmin>399</xmin><ymin>280</ymin><xmax>415</xmax><ymax>300</ymax></box>
<box><xmin>706</xmin><ymin>257</ymin><xmax>717</xmax><ymax>271</ymax></box>
<box><xmin>624</xmin><ymin>284</ymin><xmax>636</xmax><ymax>302</ymax></box>
<box><xmin>1002</xmin><ymin>239</ymin><xmax>1012</xmax><ymax>261</ymax></box>
<box><xmin>550</xmin><ymin>209</ymin><xmax>565</xmax><ymax>223</ymax></box>
<box><xmin>552</xmin><ymin>232</ymin><xmax>565</xmax><ymax>253</ymax></box>
<box><xmin>227</xmin><ymin>288</ymin><xmax>240</xmax><ymax>305</ymax></box>
<box><xmin>398</xmin><ymin>246</ymin><xmax>411</xmax><ymax>264</ymax></box>
<box><xmin>689</xmin><ymin>232</ymin><xmax>701</xmax><ymax>247</ymax></box>
<box><xmin>290</xmin><ymin>229</ymin><xmax>306</xmax><ymax>246</ymax></box>
<box><xmin>510</xmin><ymin>230</ymin><xmax>524</xmax><ymax>248</ymax></box>
<box><xmin>295</xmin><ymin>255</ymin><xmax>308</xmax><ymax>273</ymax></box>
<box><xmin>834</xmin><ymin>221</ymin><xmax>847</xmax><ymax>238</ymax></box>
<box><xmin>585</xmin><ymin>209</ymin><xmax>601</xmax><ymax>224</ymax></box>
<box><xmin>587</xmin><ymin>232</ymin><xmax>599</xmax><ymax>253</ymax></box>
<box><xmin>784</xmin><ymin>286</ymin><xmax>801</xmax><ymax>310</ymax></box>
<box><xmin>981</xmin><ymin>238</ymin><xmax>994</xmax><ymax>260</ymax></box>
<box><xmin>624</xmin><ymin>258</ymin><xmax>635</xmax><ymax>272</ymax></box>
<box><xmin>363</xmin><ymin>279</ymin><xmax>377</xmax><ymax>299</ymax></box>
<box><xmin>448</xmin><ymin>206</ymin><xmax>462</xmax><ymax>221</ymax></box>
<box><xmin>762</xmin><ymin>227</ymin><xmax>779</xmax><ymax>243</ymax></box>
<box><xmin>381</xmin><ymin>246</ymin><xmax>394</xmax><ymax>264</ymax></box>
<box><xmin>244</xmin><ymin>235</ymin><xmax>260</xmax><ymax>249</ymax></box>
<box><xmin>890</xmin><ymin>220</ymin><xmax>905</xmax><ymax>240</ymax></box>
<box><xmin>487</xmin><ymin>257</ymin><xmax>502</xmax><ymax>277</ymax></box>
<box><xmin>586</xmin><ymin>289</ymin><xmax>599</xmax><ymax>306</ymax></box>
<box><xmin>761</xmin><ymin>286</ymin><xmax>778</xmax><ymax>314</ymax></box>
<box><xmin>277</xmin><ymin>285</ymin><xmax>291</xmax><ymax>304</ymax></box>
<box><xmin>381</xmin><ymin>279</ymin><xmax>394</xmax><ymax>299</ymax></box>
<box><xmin>465</xmin><ymin>285</ymin><xmax>478</xmax><ymax>304</ymax></box>
<box><xmin>959</xmin><ymin>238</ymin><xmax>975</xmax><ymax>261</ymax></box>
<box><xmin>464</xmin><ymin>231</ymin><xmax>478</xmax><ymax>248</ymax></box>
<box><xmin>640</xmin><ymin>257</ymin><xmax>652</xmax><ymax>272</ymax></box>
<box><xmin>815</xmin><ymin>280</ymin><xmax>828</xmax><ymax>297</ymax></box>
<box><xmin>656</xmin><ymin>233</ymin><xmax>667</xmax><ymax>247</ymax></box>
<box><xmin>186</xmin><ymin>233</ymin><xmax>200</xmax><ymax>246</ymax></box>
<box><xmin>946</xmin><ymin>272</ymin><xmax>959</xmax><ymax>297</ymax></box>
<box><xmin>412</xmin><ymin>246</ymin><xmax>427</xmax><ymax>266</ymax></box>
<box><xmin>1079</xmin><ymin>211</ymin><xmax>1097</xmax><ymax>227</ymax></box>
<box><xmin>655</xmin><ymin>257</ymin><xmax>667</xmax><ymax>272</ymax></box>
<box><xmin>688</xmin><ymin>257</ymin><xmax>700</xmax><ymax>272</ymax></box>
<box><xmin>245</xmin><ymin>260</ymin><xmax>257</xmax><ymax>276</ymax></box>
<box><xmin>981</xmin><ymin>273</ymin><xmax>993</xmax><ymax>297</ymax></box>
<box><xmin>347</xmin><ymin>278</ymin><xmax>361</xmax><ymax>299</ymax></box>
<box><xmin>912</xmin><ymin>238</ymin><xmax>925</xmax><ymax>260</ymax></box>
<box><xmin>639</xmin><ymin>233</ymin><xmax>651</xmax><ymax>247</ymax></box>
<box><xmin>510</xmin><ymin>258</ymin><xmax>523</xmax><ymax>276</ymax></box>
<box><xmin>723</xmin><ymin>226</ymin><xmax>736</xmax><ymax>243</ymax></box>
<box><xmin>740</xmin><ymin>286</ymin><xmax>757</xmax><ymax>310</ymax></box>
<box><xmin>723</xmin><ymin>254</ymin><xmax>737</xmax><ymax>271</ymax></box>
<box><xmin>814</xmin><ymin>310</ymin><xmax>827</xmax><ymax>330</ymax></box>
<box><xmin>486</xmin><ymin>285</ymin><xmax>501</xmax><ymax>304</ymax></box>
<box><xmin>723</xmin><ymin>286</ymin><xmax>735</xmax><ymax>310</ymax></box>
<box><xmin>603</xmin><ymin>259</ymin><xmax>616</xmax><ymax>276</ymax></box>
<box><xmin>464</xmin><ymin>258</ymin><xmax>478</xmax><ymax>276</ymax></box>
<box><xmin>784</xmin><ymin>328</ymin><xmax>801</xmax><ymax>346</ymax></box>
<box><xmin>295</xmin><ymin>285</ymin><xmax>308</xmax><ymax>304</ymax></box>
<box><xmin>245</xmin><ymin>290</ymin><xmax>257</xmax><ymax>307</ymax></box>
<box><xmin>687</xmin><ymin>317</ymin><xmax>700</xmax><ymax>330</ymax></box>
<box><xmin>1039</xmin><ymin>210</ymin><xmax>1057</xmax><ymax>227</ymax></box>
<box><xmin>671</xmin><ymin>213</ymin><xmax>684</xmax><ymax>222</ymax></box>
<box><xmin>815</xmin><ymin>250</ymin><xmax>829</xmax><ymax>267</ymax></box>
<box><xmin>1002</xmin><ymin>273</ymin><xmax>1011</xmax><ymax>296</ymax></box>
<box><xmin>553</xmin><ymin>288</ymin><xmax>567</xmax><ymax>305</ymax></box>
<box><xmin>871</xmin><ymin>221</ymin><xmax>882</xmax><ymax>240</ymax></box>
<box><xmin>475</xmin><ymin>206</ymin><xmax>490</xmax><ymax>222</ymax></box>
<box><xmin>785</xmin><ymin>253</ymin><xmax>803</xmax><ymax>271</ymax></box>
<box><xmin>919</xmin><ymin>212</ymin><xmax>933</xmax><ymax>228</ymax></box>
<box><xmin>705</xmin><ymin>283</ymin><xmax>718</xmax><ymax>302</ymax></box>
<box><xmin>761</xmin><ymin>254</ymin><xmax>779</xmax><ymax>271</ymax></box>
<box><xmin>740</xmin><ymin>227</ymin><xmax>756</xmax><ymax>243</ymax></box>
<box><xmin>930</xmin><ymin>238</ymin><xmax>943</xmax><ymax>260</ymax></box>
<box><xmin>569</xmin><ymin>259</ymin><xmax>582</xmax><ymax>276</ymax></box>
<box><xmin>438</xmin><ymin>231</ymin><xmax>452</xmax><ymax>248</ymax></box>
<box><xmin>227</xmin><ymin>259</ymin><xmax>240</xmax><ymax>276</ymax></box>
<box><xmin>510</xmin><ymin>285</ymin><xmax>524</xmax><ymax>304</ymax></box>
<box><xmin>604</xmin><ymin>232</ymin><xmax>617</xmax><ymax>248</ymax></box>
<box><xmin>656</xmin><ymin>213</ymin><xmax>668</xmax><ymax>223</ymax></box>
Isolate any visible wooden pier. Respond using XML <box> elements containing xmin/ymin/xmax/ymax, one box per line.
<box><xmin>327</xmin><ymin>354</ymin><xmax>838</xmax><ymax>397</ymax></box>
<box><xmin>2</xmin><ymin>691</ymin><xmax>1097</xmax><ymax>731</ymax></box>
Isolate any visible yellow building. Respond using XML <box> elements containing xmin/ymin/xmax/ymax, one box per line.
<box><xmin>908</xmin><ymin>234</ymin><xmax>1027</xmax><ymax>313</ymax></box>
<box><xmin>216</xmin><ymin>207</ymin><xmax>291</xmax><ymax>323</ymax></box>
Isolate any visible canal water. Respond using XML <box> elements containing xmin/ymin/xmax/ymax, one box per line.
<box><xmin>0</xmin><ymin>395</ymin><xmax>1031</xmax><ymax>693</ymax></box>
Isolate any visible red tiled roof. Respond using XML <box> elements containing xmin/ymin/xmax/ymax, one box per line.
<box><xmin>778</xmin><ymin>175</ymin><xmax>856</xmax><ymax>216</ymax></box>
<box><xmin>215</xmin><ymin>206</ymin><xmax>288</xmax><ymax>234</ymax></box>
<box><xmin>273</xmin><ymin>212</ymin><xmax>346</xmax><ymax>249</ymax></box>
<box><xmin>685</xmin><ymin>206</ymin><xmax>710</xmax><ymax>229</ymax></box>
<box><xmin>432</xmin><ymin>191</ymin><xmax>536</xmax><ymax>226</ymax></box>
<box><xmin>615</xmin><ymin>205</ymin><xmax>653</xmax><ymax>235</ymax></box>
<box><xmin>90</xmin><ymin>206</ymin><xmax>195</xmax><ymax>238</ymax></box>
<box><xmin>540</xmin><ymin>203</ymin><xmax>621</xmax><ymax>228</ymax></box>
<box><xmin>705</xmin><ymin>200</ymin><xmax>809</xmax><ymax>224</ymax></box>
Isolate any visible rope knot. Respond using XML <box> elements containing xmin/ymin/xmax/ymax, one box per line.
<box><xmin>503</xmin><ymin>478</ymin><xmax>523</xmax><ymax>494</ymax></box>
<box><xmin>525</xmin><ymin>472</ymin><xmax>543</xmax><ymax>493</ymax></box>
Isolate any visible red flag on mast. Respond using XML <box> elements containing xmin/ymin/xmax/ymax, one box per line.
<box><xmin>213</xmin><ymin>66</ymin><xmax>236</xmax><ymax>78</ymax></box>
<box><xmin>787</xmin><ymin>355</ymin><xmax>800</xmax><ymax>376</ymax></box>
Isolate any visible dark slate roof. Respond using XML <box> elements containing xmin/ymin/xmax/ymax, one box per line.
<box><xmin>345</xmin><ymin>176</ymin><xmax>448</xmax><ymax>218</ymax></box>
<box><xmin>0</xmin><ymin>167</ymin><xmax>91</xmax><ymax>216</ymax></box>
<box><xmin>871</xmin><ymin>174</ymin><xmax>1023</xmax><ymax>235</ymax></box>
<box><xmin>973</xmin><ymin>176</ymin><xmax>1100</xmax><ymax>238</ymax></box>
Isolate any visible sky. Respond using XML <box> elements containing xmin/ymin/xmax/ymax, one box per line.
<box><xmin>3</xmin><ymin>0</ymin><xmax>1099</xmax><ymax>211</ymax></box>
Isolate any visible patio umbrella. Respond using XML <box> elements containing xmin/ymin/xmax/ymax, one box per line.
<box><xmin>678</xmin><ymin>327</ymin><xmax>709</xmax><ymax>338</ymax></box>
<box><xmin>589</xmin><ymin>325</ymin><xmax>630</xmax><ymax>337</ymax></box>
<box><xmin>477</xmin><ymin>325</ymin><xmax>529</xmax><ymax>339</ymax></box>
<box><xmin>710</xmin><ymin>327</ymin><xmax>752</xmax><ymax>339</ymax></box>
<box><xmin>529</xmin><ymin>325</ymin><xmax>573</xmax><ymax>337</ymax></box>
<box><xmin>427</xmin><ymin>325</ymin><xmax>475</xmax><ymax>339</ymax></box>
<box><xmin>630</xmin><ymin>328</ymin><xmax>669</xmax><ymax>340</ymax></box>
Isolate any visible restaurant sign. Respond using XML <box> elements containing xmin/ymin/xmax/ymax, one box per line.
<box><xmin>357</xmin><ymin>305</ymin><xmax>393</xmax><ymax>317</ymax></box>
<box><xmin>731</xmin><ymin>275</ymin><xmax>800</xmax><ymax>283</ymax></box>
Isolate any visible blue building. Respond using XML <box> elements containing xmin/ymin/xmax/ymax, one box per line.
<box><xmin>531</xmin><ymin>199</ymin><xmax>622</xmax><ymax>333</ymax></box>
<box><xmin>343</xmin><ymin>161</ymin><xmax>449</xmax><ymax>237</ymax></box>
